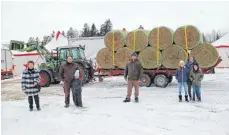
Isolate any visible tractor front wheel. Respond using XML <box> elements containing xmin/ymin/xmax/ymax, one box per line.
<box><xmin>39</xmin><ymin>71</ymin><xmax>51</xmax><ymax>87</ymax></box>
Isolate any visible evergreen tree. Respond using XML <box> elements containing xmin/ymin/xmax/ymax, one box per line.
<box><xmin>67</xmin><ymin>27</ymin><xmax>77</xmax><ymax>39</ymax></box>
<box><xmin>51</xmin><ymin>30</ymin><xmax>55</xmax><ymax>38</ymax></box>
<box><xmin>90</xmin><ymin>23</ymin><xmax>98</xmax><ymax>37</ymax></box>
<box><xmin>28</xmin><ymin>37</ymin><xmax>35</xmax><ymax>43</ymax></box>
<box><xmin>138</xmin><ymin>25</ymin><xmax>144</xmax><ymax>29</ymax></box>
<box><xmin>36</xmin><ymin>37</ymin><xmax>39</xmax><ymax>42</ymax></box>
<box><xmin>81</xmin><ymin>23</ymin><xmax>90</xmax><ymax>37</ymax></box>
<box><xmin>100</xmin><ymin>19</ymin><xmax>113</xmax><ymax>36</ymax></box>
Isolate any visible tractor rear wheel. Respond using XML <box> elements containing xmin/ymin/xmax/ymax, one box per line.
<box><xmin>78</xmin><ymin>65</ymin><xmax>89</xmax><ymax>85</ymax></box>
<box><xmin>39</xmin><ymin>71</ymin><xmax>51</xmax><ymax>87</ymax></box>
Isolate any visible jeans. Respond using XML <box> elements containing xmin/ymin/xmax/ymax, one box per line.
<box><xmin>178</xmin><ymin>82</ymin><xmax>188</xmax><ymax>96</ymax></box>
<box><xmin>193</xmin><ymin>86</ymin><xmax>201</xmax><ymax>99</ymax></box>
<box><xmin>28</xmin><ymin>95</ymin><xmax>40</xmax><ymax>109</ymax></box>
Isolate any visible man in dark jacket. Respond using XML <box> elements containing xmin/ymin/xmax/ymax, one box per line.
<box><xmin>123</xmin><ymin>52</ymin><xmax>143</xmax><ymax>103</ymax></box>
<box><xmin>71</xmin><ymin>70</ymin><xmax>83</xmax><ymax>107</ymax></box>
<box><xmin>185</xmin><ymin>56</ymin><xmax>199</xmax><ymax>100</ymax></box>
<box><xmin>21</xmin><ymin>61</ymin><xmax>41</xmax><ymax>111</ymax></box>
<box><xmin>59</xmin><ymin>56</ymin><xmax>78</xmax><ymax>108</ymax></box>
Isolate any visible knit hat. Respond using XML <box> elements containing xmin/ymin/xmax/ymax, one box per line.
<box><xmin>131</xmin><ymin>52</ymin><xmax>137</xmax><ymax>57</ymax></box>
<box><xmin>74</xmin><ymin>70</ymin><xmax>80</xmax><ymax>77</ymax></box>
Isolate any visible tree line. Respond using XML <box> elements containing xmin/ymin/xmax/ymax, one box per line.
<box><xmin>27</xmin><ymin>20</ymin><xmax>225</xmax><ymax>45</ymax></box>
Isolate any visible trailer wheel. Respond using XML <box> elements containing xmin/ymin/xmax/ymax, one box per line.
<box><xmin>39</xmin><ymin>71</ymin><xmax>51</xmax><ymax>87</ymax></box>
<box><xmin>139</xmin><ymin>74</ymin><xmax>151</xmax><ymax>87</ymax></box>
<box><xmin>154</xmin><ymin>74</ymin><xmax>168</xmax><ymax>88</ymax></box>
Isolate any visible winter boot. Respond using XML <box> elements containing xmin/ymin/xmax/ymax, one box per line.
<box><xmin>123</xmin><ymin>98</ymin><xmax>131</xmax><ymax>103</ymax></box>
<box><xmin>197</xmin><ymin>96</ymin><xmax>201</xmax><ymax>102</ymax></box>
<box><xmin>192</xmin><ymin>96</ymin><xmax>195</xmax><ymax>102</ymax></box>
<box><xmin>65</xmin><ymin>96</ymin><xmax>70</xmax><ymax>108</ymax></box>
<box><xmin>64</xmin><ymin>104</ymin><xmax>69</xmax><ymax>108</ymax></box>
<box><xmin>135</xmin><ymin>97</ymin><xmax>139</xmax><ymax>103</ymax></box>
<box><xmin>179</xmin><ymin>95</ymin><xmax>182</xmax><ymax>102</ymax></box>
<box><xmin>189</xmin><ymin>96</ymin><xmax>192</xmax><ymax>101</ymax></box>
<box><xmin>29</xmin><ymin>108</ymin><xmax>33</xmax><ymax>111</ymax></box>
<box><xmin>185</xmin><ymin>95</ymin><xmax>189</xmax><ymax>102</ymax></box>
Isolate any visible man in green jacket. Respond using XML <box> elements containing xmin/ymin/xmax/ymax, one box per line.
<box><xmin>189</xmin><ymin>63</ymin><xmax>204</xmax><ymax>101</ymax></box>
<box><xmin>123</xmin><ymin>52</ymin><xmax>143</xmax><ymax>103</ymax></box>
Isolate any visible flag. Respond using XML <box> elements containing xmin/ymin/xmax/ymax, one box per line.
<box><xmin>56</xmin><ymin>31</ymin><xmax>61</xmax><ymax>40</ymax></box>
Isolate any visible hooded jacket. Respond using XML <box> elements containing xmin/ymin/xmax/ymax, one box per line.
<box><xmin>189</xmin><ymin>64</ymin><xmax>204</xmax><ymax>87</ymax></box>
<box><xmin>124</xmin><ymin>59</ymin><xmax>143</xmax><ymax>80</ymax></box>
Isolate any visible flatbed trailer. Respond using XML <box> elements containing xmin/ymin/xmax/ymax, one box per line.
<box><xmin>95</xmin><ymin>57</ymin><xmax>222</xmax><ymax>88</ymax></box>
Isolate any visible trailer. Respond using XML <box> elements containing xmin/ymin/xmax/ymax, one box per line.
<box><xmin>95</xmin><ymin>57</ymin><xmax>222</xmax><ymax>88</ymax></box>
<box><xmin>1</xmin><ymin>49</ymin><xmax>14</xmax><ymax>80</ymax></box>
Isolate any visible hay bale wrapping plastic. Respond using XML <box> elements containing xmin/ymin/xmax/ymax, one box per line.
<box><xmin>162</xmin><ymin>45</ymin><xmax>187</xmax><ymax>69</ymax></box>
<box><xmin>174</xmin><ymin>25</ymin><xmax>202</xmax><ymax>50</ymax></box>
<box><xmin>148</xmin><ymin>26</ymin><xmax>174</xmax><ymax>50</ymax></box>
<box><xmin>126</xmin><ymin>29</ymin><xmax>150</xmax><ymax>52</ymax></box>
<box><xmin>115</xmin><ymin>47</ymin><xmax>133</xmax><ymax>69</ymax></box>
<box><xmin>104</xmin><ymin>30</ymin><xmax>128</xmax><ymax>51</ymax></box>
<box><xmin>190</xmin><ymin>43</ymin><xmax>219</xmax><ymax>68</ymax></box>
<box><xmin>138</xmin><ymin>47</ymin><xmax>162</xmax><ymax>69</ymax></box>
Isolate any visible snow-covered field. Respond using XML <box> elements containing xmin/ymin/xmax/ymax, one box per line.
<box><xmin>1</xmin><ymin>69</ymin><xmax>229</xmax><ymax>135</ymax></box>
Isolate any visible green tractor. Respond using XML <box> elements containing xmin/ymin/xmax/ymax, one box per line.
<box><xmin>9</xmin><ymin>40</ymin><xmax>94</xmax><ymax>87</ymax></box>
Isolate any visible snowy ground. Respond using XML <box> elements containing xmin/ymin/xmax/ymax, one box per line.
<box><xmin>1</xmin><ymin>69</ymin><xmax>229</xmax><ymax>135</ymax></box>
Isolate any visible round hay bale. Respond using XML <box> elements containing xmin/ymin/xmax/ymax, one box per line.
<box><xmin>115</xmin><ymin>48</ymin><xmax>132</xmax><ymax>69</ymax></box>
<box><xmin>190</xmin><ymin>43</ymin><xmax>219</xmax><ymax>68</ymax></box>
<box><xmin>174</xmin><ymin>25</ymin><xmax>202</xmax><ymax>50</ymax></box>
<box><xmin>96</xmin><ymin>48</ymin><xmax>114</xmax><ymax>69</ymax></box>
<box><xmin>138</xmin><ymin>47</ymin><xmax>162</xmax><ymax>69</ymax></box>
<box><xmin>162</xmin><ymin>45</ymin><xmax>187</xmax><ymax>69</ymax></box>
<box><xmin>126</xmin><ymin>29</ymin><xmax>149</xmax><ymax>52</ymax></box>
<box><xmin>148</xmin><ymin>26</ymin><xmax>174</xmax><ymax>50</ymax></box>
<box><xmin>104</xmin><ymin>30</ymin><xmax>128</xmax><ymax>51</ymax></box>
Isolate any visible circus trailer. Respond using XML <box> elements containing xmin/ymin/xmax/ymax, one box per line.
<box><xmin>1</xmin><ymin>49</ymin><xmax>14</xmax><ymax>80</ymax></box>
<box><xmin>11</xmin><ymin>50</ymin><xmax>46</xmax><ymax>77</ymax></box>
<box><xmin>212</xmin><ymin>33</ymin><xmax>229</xmax><ymax>68</ymax></box>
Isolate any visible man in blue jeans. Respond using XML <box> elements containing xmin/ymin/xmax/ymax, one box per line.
<box><xmin>176</xmin><ymin>60</ymin><xmax>189</xmax><ymax>102</ymax></box>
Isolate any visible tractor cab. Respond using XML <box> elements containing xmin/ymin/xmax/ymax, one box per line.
<box><xmin>57</xmin><ymin>45</ymin><xmax>86</xmax><ymax>63</ymax></box>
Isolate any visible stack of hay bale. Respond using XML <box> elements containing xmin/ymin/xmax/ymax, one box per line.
<box><xmin>96</xmin><ymin>25</ymin><xmax>219</xmax><ymax>69</ymax></box>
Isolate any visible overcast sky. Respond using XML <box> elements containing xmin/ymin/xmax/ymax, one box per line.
<box><xmin>1</xmin><ymin>1</ymin><xmax>229</xmax><ymax>42</ymax></box>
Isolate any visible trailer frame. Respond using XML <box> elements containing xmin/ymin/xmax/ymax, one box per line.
<box><xmin>95</xmin><ymin>57</ymin><xmax>222</xmax><ymax>88</ymax></box>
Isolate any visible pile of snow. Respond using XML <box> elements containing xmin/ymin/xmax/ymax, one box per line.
<box><xmin>212</xmin><ymin>33</ymin><xmax>229</xmax><ymax>68</ymax></box>
<box><xmin>2</xmin><ymin>69</ymin><xmax>229</xmax><ymax>135</ymax></box>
